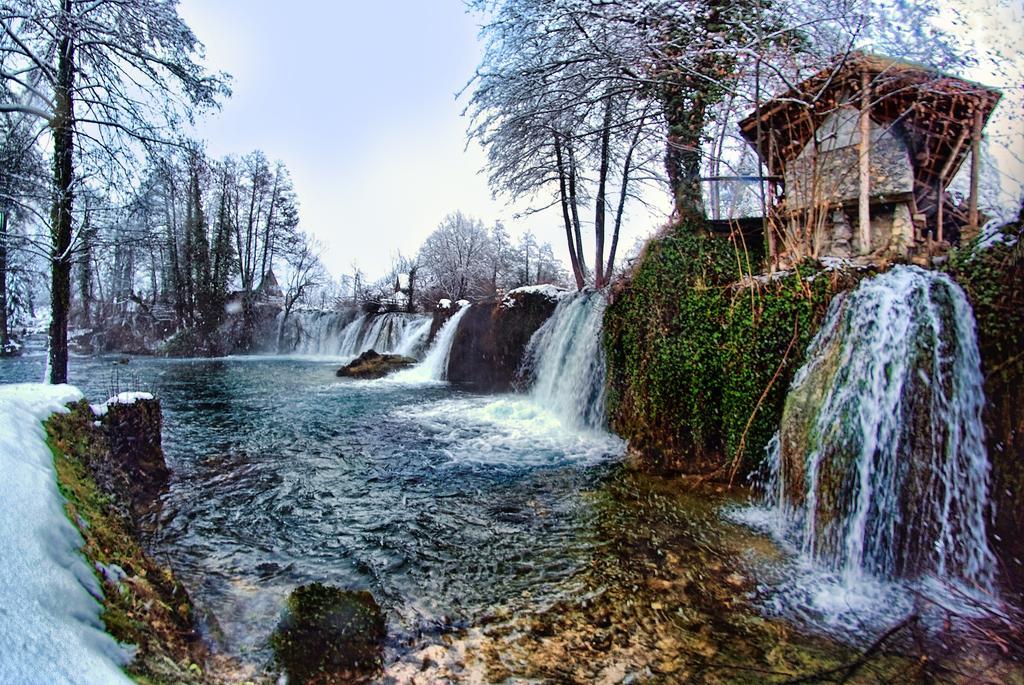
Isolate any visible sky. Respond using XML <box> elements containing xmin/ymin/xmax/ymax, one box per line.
<box><xmin>176</xmin><ymin>1</ymin><xmax>1022</xmax><ymax>283</ymax></box>
<box><xmin>176</xmin><ymin>0</ymin><xmax>670</xmax><ymax>281</ymax></box>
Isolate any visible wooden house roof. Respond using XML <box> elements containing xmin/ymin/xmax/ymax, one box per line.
<box><xmin>739</xmin><ymin>52</ymin><xmax>1001</xmax><ymax>192</ymax></box>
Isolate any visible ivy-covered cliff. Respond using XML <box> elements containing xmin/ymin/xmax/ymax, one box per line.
<box><xmin>603</xmin><ymin>223</ymin><xmax>861</xmax><ymax>477</ymax></box>
<box><xmin>948</xmin><ymin>209</ymin><xmax>1024</xmax><ymax>598</ymax></box>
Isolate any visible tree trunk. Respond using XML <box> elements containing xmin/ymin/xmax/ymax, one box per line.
<box><xmin>593</xmin><ymin>97</ymin><xmax>613</xmax><ymax>288</ymax></box>
<box><xmin>566</xmin><ymin>142</ymin><xmax>588</xmax><ymax>281</ymax></box>
<box><xmin>554</xmin><ymin>135</ymin><xmax>585</xmax><ymax>290</ymax></box>
<box><xmin>259</xmin><ymin>172</ymin><xmax>280</xmax><ymax>287</ymax></box>
<box><xmin>0</xmin><ymin>209</ymin><xmax>9</xmax><ymax>350</ymax></box>
<box><xmin>78</xmin><ymin>208</ymin><xmax>92</xmax><ymax>327</ymax></box>
<box><xmin>662</xmin><ymin>86</ymin><xmax>706</xmax><ymax>224</ymax></box>
<box><xmin>49</xmin><ymin>0</ymin><xmax>75</xmax><ymax>385</ymax></box>
<box><xmin>407</xmin><ymin>266</ymin><xmax>417</xmax><ymax>313</ymax></box>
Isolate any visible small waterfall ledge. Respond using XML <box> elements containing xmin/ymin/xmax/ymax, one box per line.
<box><xmin>393</xmin><ymin>305</ymin><xmax>472</xmax><ymax>382</ymax></box>
<box><xmin>521</xmin><ymin>291</ymin><xmax>609</xmax><ymax>430</ymax></box>
<box><xmin>282</xmin><ymin>310</ymin><xmax>432</xmax><ymax>358</ymax></box>
<box><xmin>737</xmin><ymin>265</ymin><xmax>998</xmax><ymax>626</ymax></box>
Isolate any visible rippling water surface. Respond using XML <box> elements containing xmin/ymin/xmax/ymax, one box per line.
<box><xmin>0</xmin><ymin>353</ymin><xmax>624</xmax><ymax>661</ymax></box>
<box><xmin>7</xmin><ymin>351</ymin><xmax>1011</xmax><ymax>682</ymax></box>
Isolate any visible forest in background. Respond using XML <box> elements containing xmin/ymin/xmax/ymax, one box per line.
<box><xmin>1</xmin><ymin>0</ymin><xmax>1020</xmax><ymax>377</ymax></box>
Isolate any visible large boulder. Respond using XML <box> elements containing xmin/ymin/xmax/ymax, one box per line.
<box><xmin>447</xmin><ymin>286</ymin><xmax>562</xmax><ymax>392</ymax></box>
<box><xmin>336</xmin><ymin>349</ymin><xmax>415</xmax><ymax>379</ymax></box>
<box><xmin>270</xmin><ymin>583</ymin><xmax>386</xmax><ymax>684</ymax></box>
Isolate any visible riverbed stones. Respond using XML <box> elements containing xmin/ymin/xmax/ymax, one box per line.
<box><xmin>336</xmin><ymin>349</ymin><xmax>416</xmax><ymax>379</ymax></box>
<box><xmin>271</xmin><ymin>583</ymin><xmax>386</xmax><ymax>684</ymax></box>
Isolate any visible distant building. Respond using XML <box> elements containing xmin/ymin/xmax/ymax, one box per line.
<box><xmin>380</xmin><ymin>272</ymin><xmax>413</xmax><ymax>312</ymax></box>
<box><xmin>739</xmin><ymin>52</ymin><xmax>1000</xmax><ymax>264</ymax></box>
<box><xmin>256</xmin><ymin>270</ymin><xmax>285</xmax><ymax>305</ymax></box>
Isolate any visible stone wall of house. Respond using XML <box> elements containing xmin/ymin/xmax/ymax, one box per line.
<box><xmin>784</xmin><ymin>109</ymin><xmax>915</xmax><ymax>212</ymax></box>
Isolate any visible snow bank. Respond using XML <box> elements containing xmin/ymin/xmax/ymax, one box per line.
<box><xmin>0</xmin><ymin>384</ymin><xmax>133</xmax><ymax>685</ymax></box>
<box><xmin>501</xmin><ymin>284</ymin><xmax>567</xmax><ymax>308</ymax></box>
<box><xmin>437</xmin><ymin>299</ymin><xmax>452</xmax><ymax>310</ymax></box>
<box><xmin>89</xmin><ymin>391</ymin><xmax>155</xmax><ymax>417</ymax></box>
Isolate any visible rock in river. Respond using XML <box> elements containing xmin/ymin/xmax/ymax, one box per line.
<box><xmin>336</xmin><ymin>349</ymin><xmax>415</xmax><ymax>379</ymax></box>
<box><xmin>270</xmin><ymin>583</ymin><xmax>386</xmax><ymax>684</ymax></box>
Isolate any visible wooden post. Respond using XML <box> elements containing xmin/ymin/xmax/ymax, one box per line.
<box><xmin>936</xmin><ymin>124</ymin><xmax>971</xmax><ymax>245</ymax></box>
<box><xmin>858</xmin><ymin>69</ymin><xmax>872</xmax><ymax>254</ymax></box>
<box><xmin>968</xmin><ymin>106</ymin><xmax>983</xmax><ymax>236</ymax></box>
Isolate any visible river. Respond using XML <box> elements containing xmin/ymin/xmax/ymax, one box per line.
<box><xmin>1</xmin><ymin>342</ymin><xmax>993</xmax><ymax>681</ymax></box>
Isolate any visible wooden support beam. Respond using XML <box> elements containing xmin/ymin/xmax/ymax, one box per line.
<box><xmin>968</xmin><ymin>106</ymin><xmax>984</xmax><ymax>235</ymax></box>
<box><xmin>936</xmin><ymin>121</ymin><xmax>972</xmax><ymax>245</ymax></box>
<box><xmin>939</xmin><ymin>124</ymin><xmax>971</xmax><ymax>182</ymax></box>
<box><xmin>858</xmin><ymin>69</ymin><xmax>872</xmax><ymax>254</ymax></box>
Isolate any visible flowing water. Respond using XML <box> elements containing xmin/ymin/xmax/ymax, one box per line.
<box><xmin>390</xmin><ymin>305</ymin><xmax>471</xmax><ymax>382</ymax></box>
<box><xmin>732</xmin><ymin>266</ymin><xmax>999</xmax><ymax>633</ymax></box>
<box><xmin>0</xmin><ymin>303</ymin><xmax>641</xmax><ymax>674</ymax></box>
<box><xmin>1</xmin><ymin>281</ymin><xmax>1008</xmax><ymax>680</ymax></box>
<box><xmin>521</xmin><ymin>291</ymin><xmax>609</xmax><ymax>430</ymax></box>
<box><xmin>283</xmin><ymin>310</ymin><xmax>433</xmax><ymax>358</ymax></box>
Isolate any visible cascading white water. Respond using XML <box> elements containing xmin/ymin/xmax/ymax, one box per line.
<box><xmin>520</xmin><ymin>291</ymin><xmax>609</xmax><ymax>430</ymax></box>
<box><xmin>393</xmin><ymin>305</ymin><xmax>471</xmax><ymax>382</ymax></box>
<box><xmin>396</xmin><ymin>292</ymin><xmax>623</xmax><ymax>467</ymax></box>
<box><xmin>748</xmin><ymin>266</ymin><xmax>995</xmax><ymax>600</ymax></box>
<box><xmin>280</xmin><ymin>309</ymin><xmax>358</xmax><ymax>354</ymax></box>
<box><xmin>394</xmin><ymin>317</ymin><xmax>433</xmax><ymax>358</ymax></box>
<box><xmin>284</xmin><ymin>310</ymin><xmax>431</xmax><ymax>357</ymax></box>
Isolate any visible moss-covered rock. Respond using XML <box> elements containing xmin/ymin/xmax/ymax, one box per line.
<box><xmin>603</xmin><ymin>223</ymin><xmax>858</xmax><ymax>476</ymax></box>
<box><xmin>447</xmin><ymin>288</ymin><xmax>561</xmax><ymax>392</ymax></box>
<box><xmin>270</xmin><ymin>583</ymin><xmax>385</xmax><ymax>684</ymax></box>
<box><xmin>336</xmin><ymin>349</ymin><xmax>416</xmax><ymax>379</ymax></box>
<box><xmin>948</xmin><ymin>210</ymin><xmax>1024</xmax><ymax>598</ymax></box>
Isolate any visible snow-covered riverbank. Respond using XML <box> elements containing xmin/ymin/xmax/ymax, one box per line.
<box><xmin>0</xmin><ymin>384</ymin><xmax>131</xmax><ymax>685</ymax></box>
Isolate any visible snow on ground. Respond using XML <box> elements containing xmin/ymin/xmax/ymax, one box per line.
<box><xmin>0</xmin><ymin>383</ymin><xmax>133</xmax><ymax>685</ymax></box>
<box><xmin>89</xmin><ymin>391</ymin><xmax>155</xmax><ymax>417</ymax></box>
<box><xmin>501</xmin><ymin>284</ymin><xmax>568</xmax><ymax>308</ymax></box>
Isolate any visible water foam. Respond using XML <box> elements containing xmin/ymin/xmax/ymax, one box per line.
<box><xmin>730</xmin><ymin>265</ymin><xmax>999</xmax><ymax>635</ymax></box>
<box><xmin>390</xmin><ymin>305</ymin><xmax>471</xmax><ymax>383</ymax></box>
<box><xmin>400</xmin><ymin>396</ymin><xmax>624</xmax><ymax>468</ymax></box>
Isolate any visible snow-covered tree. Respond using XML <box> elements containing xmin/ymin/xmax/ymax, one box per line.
<box><xmin>417</xmin><ymin>211</ymin><xmax>493</xmax><ymax>302</ymax></box>
<box><xmin>0</xmin><ymin>0</ymin><xmax>229</xmax><ymax>382</ymax></box>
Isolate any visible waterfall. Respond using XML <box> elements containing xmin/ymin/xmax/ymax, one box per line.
<box><xmin>393</xmin><ymin>305</ymin><xmax>471</xmax><ymax>382</ymax></box>
<box><xmin>752</xmin><ymin>266</ymin><xmax>995</xmax><ymax>596</ymax></box>
<box><xmin>520</xmin><ymin>291</ymin><xmax>608</xmax><ymax>430</ymax></box>
<box><xmin>283</xmin><ymin>310</ymin><xmax>431</xmax><ymax>357</ymax></box>
<box><xmin>284</xmin><ymin>309</ymin><xmax>359</xmax><ymax>355</ymax></box>
<box><xmin>394</xmin><ymin>317</ymin><xmax>433</xmax><ymax>358</ymax></box>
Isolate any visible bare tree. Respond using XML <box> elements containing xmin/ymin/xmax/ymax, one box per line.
<box><xmin>276</xmin><ymin>232</ymin><xmax>326</xmax><ymax>352</ymax></box>
<box><xmin>0</xmin><ymin>0</ymin><xmax>228</xmax><ymax>382</ymax></box>
<box><xmin>417</xmin><ymin>211</ymin><xmax>493</xmax><ymax>301</ymax></box>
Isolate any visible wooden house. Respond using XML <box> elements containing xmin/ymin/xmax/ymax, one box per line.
<box><xmin>739</xmin><ymin>52</ymin><xmax>1000</xmax><ymax>263</ymax></box>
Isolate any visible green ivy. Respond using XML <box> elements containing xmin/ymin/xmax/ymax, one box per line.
<box><xmin>603</xmin><ymin>223</ymin><xmax>851</xmax><ymax>475</ymax></box>
<box><xmin>946</xmin><ymin>209</ymin><xmax>1024</xmax><ymax>598</ymax></box>
<box><xmin>946</xmin><ymin>212</ymin><xmax>1024</xmax><ymax>385</ymax></box>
